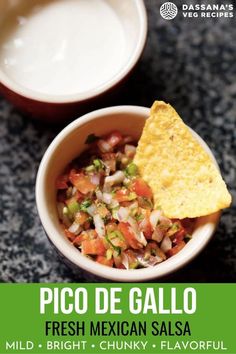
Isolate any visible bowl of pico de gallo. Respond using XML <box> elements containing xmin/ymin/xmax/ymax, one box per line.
<box><xmin>36</xmin><ymin>106</ymin><xmax>220</xmax><ymax>281</ymax></box>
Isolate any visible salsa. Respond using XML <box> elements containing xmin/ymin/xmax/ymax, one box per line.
<box><xmin>56</xmin><ymin>131</ymin><xmax>194</xmax><ymax>269</ymax></box>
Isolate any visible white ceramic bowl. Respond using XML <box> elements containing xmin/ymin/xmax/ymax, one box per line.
<box><xmin>36</xmin><ymin>106</ymin><xmax>221</xmax><ymax>281</ymax></box>
<box><xmin>0</xmin><ymin>0</ymin><xmax>147</xmax><ymax>120</ymax></box>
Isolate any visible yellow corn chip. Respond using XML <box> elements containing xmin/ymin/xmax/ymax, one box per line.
<box><xmin>134</xmin><ymin>101</ymin><xmax>232</xmax><ymax>218</ymax></box>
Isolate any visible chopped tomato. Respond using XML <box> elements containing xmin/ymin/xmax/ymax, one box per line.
<box><xmin>141</xmin><ymin>221</ymin><xmax>153</xmax><ymax>239</ymax></box>
<box><xmin>82</xmin><ymin>238</ymin><xmax>106</xmax><ymax>256</ymax></box>
<box><xmin>115</xmin><ymin>189</ymin><xmax>131</xmax><ymax>202</ymax></box>
<box><xmin>96</xmin><ymin>256</ymin><xmax>114</xmax><ymax>267</ymax></box>
<box><xmin>69</xmin><ymin>170</ymin><xmax>96</xmax><ymax>194</ymax></box>
<box><xmin>181</xmin><ymin>218</ymin><xmax>195</xmax><ymax>234</ymax></box>
<box><xmin>106</xmin><ymin>131</ymin><xmax>123</xmax><ymax>147</ymax></box>
<box><xmin>77</xmin><ymin>191</ymin><xmax>84</xmax><ymax>201</ymax></box>
<box><xmin>167</xmin><ymin>241</ymin><xmax>185</xmax><ymax>257</ymax></box>
<box><xmin>56</xmin><ymin>174</ymin><xmax>69</xmax><ymax>189</ymax></box>
<box><xmin>117</xmin><ymin>264</ymin><xmax>126</xmax><ymax>269</ymax></box>
<box><xmin>118</xmin><ymin>222</ymin><xmax>143</xmax><ymax>249</ymax></box>
<box><xmin>172</xmin><ymin>228</ymin><xmax>186</xmax><ymax>244</ymax></box>
<box><xmin>64</xmin><ymin>229</ymin><xmax>76</xmax><ymax>242</ymax></box>
<box><xmin>83</xmin><ymin>220</ymin><xmax>91</xmax><ymax>230</ymax></box>
<box><xmin>73</xmin><ymin>231</ymin><xmax>89</xmax><ymax>246</ymax></box>
<box><xmin>86</xmin><ymin>229</ymin><xmax>98</xmax><ymax>239</ymax></box>
<box><xmin>132</xmin><ymin>178</ymin><xmax>153</xmax><ymax>199</ymax></box>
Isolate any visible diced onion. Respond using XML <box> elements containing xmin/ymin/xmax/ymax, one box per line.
<box><xmin>102</xmin><ymin>192</ymin><xmax>113</xmax><ymax>205</ymax></box>
<box><xmin>72</xmin><ymin>186</ymin><xmax>77</xmax><ymax>196</ymax></box>
<box><xmin>127</xmin><ymin>217</ymin><xmax>147</xmax><ymax>246</ymax></box>
<box><xmin>151</xmin><ymin>255</ymin><xmax>164</xmax><ymax>264</ymax></box>
<box><xmin>96</xmin><ymin>191</ymin><xmax>113</xmax><ymax>205</ymax></box>
<box><xmin>93</xmin><ymin>214</ymin><xmax>105</xmax><ymax>237</ymax></box>
<box><xmin>159</xmin><ymin>216</ymin><xmax>172</xmax><ymax>229</ymax></box>
<box><xmin>127</xmin><ymin>216</ymin><xmax>139</xmax><ymax>233</ymax></box>
<box><xmin>139</xmin><ymin>217</ymin><xmax>149</xmax><ymax>231</ymax></box>
<box><xmin>117</xmin><ymin>207</ymin><xmax>129</xmax><ymax>222</ymax></box>
<box><xmin>121</xmin><ymin>253</ymin><xmax>129</xmax><ymax>269</ymax></box>
<box><xmin>104</xmin><ymin>171</ymin><xmax>125</xmax><ymax>188</ymax></box>
<box><xmin>96</xmin><ymin>190</ymin><xmax>103</xmax><ymax>201</ymax></box>
<box><xmin>124</xmin><ymin>144</ymin><xmax>136</xmax><ymax>157</ymax></box>
<box><xmin>150</xmin><ymin>210</ymin><xmax>162</xmax><ymax>228</ymax></box>
<box><xmin>160</xmin><ymin>236</ymin><xmax>172</xmax><ymax>253</ymax></box>
<box><xmin>139</xmin><ymin>232</ymin><xmax>148</xmax><ymax>247</ymax></box>
<box><xmin>87</xmin><ymin>204</ymin><xmax>97</xmax><ymax>216</ymax></box>
<box><xmin>123</xmin><ymin>177</ymin><xmax>130</xmax><ymax>185</ymax></box>
<box><xmin>97</xmin><ymin>139</ymin><xmax>112</xmax><ymax>153</ymax></box>
<box><xmin>90</xmin><ymin>174</ymin><xmax>100</xmax><ymax>186</ymax></box>
<box><xmin>68</xmin><ymin>222</ymin><xmax>81</xmax><ymax>235</ymax></box>
<box><xmin>152</xmin><ymin>227</ymin><xmax>164</xmax><ymax>242</ymax></box>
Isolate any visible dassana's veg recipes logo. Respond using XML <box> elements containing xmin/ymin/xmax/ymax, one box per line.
<box><xmin>160</xmin><ymin>2</ymin><xmax>234</xmax><ymax>19</ymax></box>
<box><xmin>160</xmin><ymin>2</ymin><xmax>178</xmax><ymax>20</ymax></box>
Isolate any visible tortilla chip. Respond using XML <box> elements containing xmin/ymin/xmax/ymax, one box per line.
<box><xmin>134</xmin><ymin>101</ymin><xmax>232</xmax><ymax>219</ymax></box>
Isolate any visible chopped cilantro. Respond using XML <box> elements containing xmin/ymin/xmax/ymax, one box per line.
<box><xmin>93</xmin><ymin>159</ymin><xmax>104</xmax><ymax>170</ymax></box>
<box><xmin>80</xmin><ymin>199</ymin><xmax>92</xmax><ymax>212</ymax></box>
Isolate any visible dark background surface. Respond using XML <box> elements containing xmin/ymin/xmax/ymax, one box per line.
<box><xmin>0</xmin><ymin>0</ymin><xmax>235</xmax><ymax>282</ymax></box>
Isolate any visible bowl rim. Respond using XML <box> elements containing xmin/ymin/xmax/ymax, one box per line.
<box><xmin>0</xmin><ymin>0</ymin><xmax>147</xmax><ymax>104</ymax></box>
<box><xmin>35</xmin><ymin>105</ymin><xmax>221</xmax><ymax>282</ymax></box>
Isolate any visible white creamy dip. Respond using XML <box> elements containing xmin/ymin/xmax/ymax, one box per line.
<box><xmin>0</xmin><ymin>0</ymin><xmax>126</xmax><ymax>96</ymax></box>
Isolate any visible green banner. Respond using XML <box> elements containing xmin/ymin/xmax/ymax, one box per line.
<box><xmin>0</xmin><ymin>284</ymin><xmax>235</xmax><ymax>354</ymax></box>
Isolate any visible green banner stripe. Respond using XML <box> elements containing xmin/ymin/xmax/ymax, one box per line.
<box><xmin>0</xmin><ymin>284</ymin><xmax>235</xmax><ymax>354</ymax></box>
